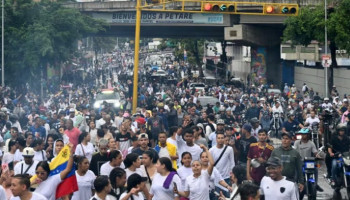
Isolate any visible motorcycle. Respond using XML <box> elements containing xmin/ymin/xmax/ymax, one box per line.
<box><xmin>270</xmin><ymin>112</ymin><xmax>281</xmax><ymax>138</ymax></box>
<box><xmin>303</xmin><ymin>157</ymin><xmax>317</xmax><ymax>200</ymax></box>
<box><xmin>332</xmin><ymin>152</ymin><xmax>350</xmax><ymax>199</ymax></box>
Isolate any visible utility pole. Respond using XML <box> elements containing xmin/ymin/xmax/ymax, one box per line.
<box><xmin>132</xmin><ymin>0</ymin><xmax>141</xmax><ymax>113</ymax></box>
<box><xmin>324</xmin><ymin>0</ymin><xmax>328</xmax><ymax>97</ymax></box>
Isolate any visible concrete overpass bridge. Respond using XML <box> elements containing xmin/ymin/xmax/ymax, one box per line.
<box><xmin>64</xmin><ymin>0</ymin><xmax>323</xmax><ymax>87</ymax></box>
<box><xmin>65</xmin><ymin>0</ymin><xmax>322</xmax><ymax>45</ymax></box>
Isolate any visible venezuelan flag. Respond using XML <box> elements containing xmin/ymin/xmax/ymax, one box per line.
<box><xmin>30</xmin><ymin>145</ymin><xmax>78</xmax><ymax>199</ymax></box>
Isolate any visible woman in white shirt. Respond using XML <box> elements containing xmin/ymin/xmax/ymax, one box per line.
<box><xmin>100</xmin><ymin>150</ymin><xmax>124</xmax><ymax>176</ymax></box>
<box><xmin>200</xmin><ymin>151</ymin><xmax>232</xmax><ymax>199</ymax></box>
<box><xmin>140</xmin><ymin>150</ymin><xmax>157</xmax><ymax>191</ymax></box>
<box><xmin>124</xmin><ymin>153</ymin><xmax>143</xmax><ymax>179</ymax></box>
<box><xmin>177</xmin><ymin>152</ymin><xmax>192</xmax><ymax>192</ymax></box>
<box><xmin>2</xmin><ymin>140</ymin><xmax>17</xmax><ymax>164</ymax></box>
<box><xmin>32</xmin><ymin>144</ymin><xmax>74</xmax><ymax>200</ymax></box>
<box><xmin>32</xmin><ymin>139</ymin><xmax>47</xmax><ymax>162</ymax></box>
<box><xmin>150</xmin><ymin>157</ymin><xmax>181</xmax><ymax>200</ymax></box>
<box><xmin>175</xmin><ymin>145</ymin><xmax>214</xmax><ymax>200</ymax></box>
<box><xmin>75</xmin><ymin>132</ymin><xmax>94</xmax><ymax>162</ymax></box>
<box><xmin>71</xmin><ymin>156</ymin><xmax>96</xmax><ymax>200</ymax></box>
<box><xmin>120</xmin><ymin>173</ymin><xmax>147</xmax><ymax>200</ymax></box>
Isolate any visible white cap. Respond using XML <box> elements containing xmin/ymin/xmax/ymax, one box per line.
<box><xmin>69</xmin><ymin>108</ymin><xmax>75</xmax><ymax>113</ymax></box>
<box><xmin>22</xmin><ymin>147</ymin><xmax>35</xmax><ymax>157</ymax></box>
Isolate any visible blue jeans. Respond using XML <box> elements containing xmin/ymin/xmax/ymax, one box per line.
<box><xmin>215</xmin><ymin>178</ymin><xmax>231</xmax><ymax>198</ymax></box>
<box><xmin>331</xmin><ymin>158</ymin><xmax>339</xmax><ymax>181</ymax></box>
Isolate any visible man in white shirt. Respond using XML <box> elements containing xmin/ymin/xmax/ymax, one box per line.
<box><xmin>14</xmin><ymin>147</ymin><xmax>39</xmax><ymax>177</ymax></box>
<box><xmin>176</xmin><ymin>128</ymin><xmax>202</xmax><ymax>162</ymax></box>
<box><xmin>209</xmin><ymin>132</ymin><xmax>235</xmax><ymax>198</ymax></box>
<box><xmin>10</xmin><ymin>174</ymin><xmax>47</xmax><ymax>200</ymax></box>
<box><xmin>304</xmin><ymin>111</ymin><xmax>320</xmax><ymax>128</ymax></box>
<box><xmin>260</xmin><ymin>157</ymin><xmax>299</xmax><ymax>200</ymax></box>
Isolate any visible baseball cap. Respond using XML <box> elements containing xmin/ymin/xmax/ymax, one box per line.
<box><xmin>69</xmin><ymin>108</ymin><xmax>75</xmax><ymax>113</ymax></box>
<box><xmin>217</xmin><ymin>119</ymin><xmax>225</xmax><ymax>125</ymax></box>
<box><xmin>281</xmin><ymin>132</ymin><xmax>293</xmax><ymax>139</ymax></box>
<box><xmin>266</xmin><ymin>157</ymin><xmax>282</xmax><ymax>166</ymax></box>
<box><xmin>250</xmin><ymin>117</ymin><xmax>259</xmax><ymax>124</ymax></box>
<box><xmin>343</xmin><ymin>99</ymin><xmax>348</xmax><ymax>102</ymax></box>
<box><xmin>138</xmin><ymin>133</ymin><xmax>148</xmax><ymax>140</ymax></box>
<box><xmin>242</xmin><ymin>124</ymin><xmax>252</xmax><ymax>132</ymax></box>
<box><xmin>135</xmin><ymin>117</ymin><xmax>146</xmax><ymax>125</ymax></box>
<box><xmin>22</xmin><ymin>147</ymin><xmax>35</xmax><ymax>157</ymax></box>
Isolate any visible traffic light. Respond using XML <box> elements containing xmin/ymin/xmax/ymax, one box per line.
<box><xmin>203</xmin><ymin>3</ymin><xmax>235</xmax><ymax>12</ymax></box>
<box><xmin>264</xmin><ymin>4</ymin><xmax>298</xmax><ymax>15</ymax></box>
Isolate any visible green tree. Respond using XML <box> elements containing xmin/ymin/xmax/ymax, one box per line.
<box><xmin>2</xmin><ymin>0</ymin><xmax>105</xmax><ymax>89</ymax></box>
<box><xmin>283</xmin><ymin>1</ymin><xmax>350</xmax><ymax>96</ymax></box>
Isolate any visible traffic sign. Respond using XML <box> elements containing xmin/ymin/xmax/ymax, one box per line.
<box><xmin>322</xmin><ymin>55</ymin><xmax>331</xmax><ymax>68</ymax></box>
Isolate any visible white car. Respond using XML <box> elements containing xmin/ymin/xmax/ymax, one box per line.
<box><xmin>189</xmin><ymin>83</ymin><xmax>206</xmax><ymax>92</ymax></box>
<box><xmin>93</xmin><ymin>90</ymin><xmax>123</xmax><ymax>110</ymax></box>
<box><xmin>152</xmin><ymin>69</ymin><xmax>167</xmax><ymax>77</ymax></box>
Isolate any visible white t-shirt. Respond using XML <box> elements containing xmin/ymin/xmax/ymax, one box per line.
<box><xmin>0</xmin><ymin>185</ymin><xmax>6</xmax><ymax>200</ymax></box>
<box><xmin>166</xmin><ymin>138</ymin><xmax>177</xmax><ymax>149</ymax></box>
<box><xmin>71</xmin><ymin>170</ymin><xmax>96</xmax><ymax>200</ymax></box>
<box><xmin>13</xmin><ymin>149</ymin><xmax>23</xmax><ymax>162</ymax></box>
<box><xmin>177</xmin><ymin>166</ymin><xmax>193</xmax><ymax>191</ymax></box>
<box><xmin>176</xmin><ymin>135</ymin><xmax>202</xmax><ymax>162</ymax></box>
<box><xmin>305</xmin><ymin>117</ymin><xmax>320</xmax><ymax>128</ymax></box>
<box><xmin>185</xmin><ymin>170</ymin><xmax>210</xmax><ymax>200</ymax></box>
<box><xmin>33</xmin><ymin>150</ymin><xmax>47</xmax><ymax>162</ymax></box>
<box><xmin>209</xmin><ymin>145</ymin><xmax>235</xmax><ymax>179</ymax></box>
<box><xmin>260</xmin><ymin>176</ymin><xmax>299</xmax><ymax>200</ymax></box>
<box><xmin>100</xmin><ymin>161</ymin><xmax>125</xmax><ymax>176</ymax></box>
<box><xmin>120</xmin><ymin>192</ymin><xmax>144</xmax><ymax>200</ymax></box>
<box><xmin>35</xmin><ymin>173</ymin><xmax>62</xmax><ymax>200</ymax></box>
<box><xmin>14</xmin><ymin>160</ymin><xmax>39</xmax><ymax>176</ymax></box>
<box><xmin>75</xmin><ymin>143</ymin><xmax>95</xmax><ymax>162</ymax></box>
<box><xmin>2</xmin><ymin>152</ymin><xmax>15</xmax><ymax>164</ymax></box>
<box><xmin>150</xmin><ymin>173</ymin><xmax>181</xmax><ymax>200</ymax></box>
<box><xmin>10</xmin><ymin>192</ymin><xmax>47</xmax><ymax>200</ymax></box>
<box><xmin>158</xmin><ymin>146</ymin><xmax>171</xmax><ymax>160</ymax></box>
<box><xmin>208</xmin><ymin>132</ymin><xmax>217</xmax><ymax>146</ymax></box>
<box><xmin>125</xmin><ymin>168</ymin><xmax>145</xmax><ymax>179</ymax></box>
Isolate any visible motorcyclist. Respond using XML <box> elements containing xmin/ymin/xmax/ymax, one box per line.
<box><xmin>282</xmin><ymin>113</ymin><xmax>304</xmax><ymax>135</ymax></box>
<box><xmin>294</xmin><ymin>128</ymin><xmax>324</xmax><ymax>196</ymax></box>
<box><xmin>322</xmin><ymin>97</ymin><xmax>333</xmax><ymax>110</ymax></box>
<box><xmin>328</xmin><ymin>123</ymin><xmax>350</xmax><ymax>187</ymax></box>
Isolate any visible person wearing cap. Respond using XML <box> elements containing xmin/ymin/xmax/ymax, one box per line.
<box><xmin>260</xmin><ymin>157</ymin><xmax>299</xmax><ymax>200</ymax></box>
<box><xmin>208</xmin><ymin>119</ymin><xmax>225</xmax><ymax>147</ymax></box>
<box><xmin>321</xmin><ymin>97</ymin><xmax>332</xmax><ymax>110</ymax></box>
<box><xmin>14</xmin><ymin>147</ymin><xmax>39</xmax><ymax>177</ymax></box>
<box><xmin>236</xmin><ymin>124</ymin><xmax>257</xmax><ymax>167</ymax></box>
<box><xmin>132</xmin><ymin>133</ymin><xmax>158</xmax><ymax>160</ymax></box>
<box><xmin>340</xmin><ymin>98</ymin><xmax>348</xmax><ymax>114</ymax></box>
<box><xmin>65</xmin><ymin>107</ymin><xmax>76</xmax><ymax>124</ymax></box>
<box><xmin>282</xmin><ymin>113</ymin><xmax>303</xmax><ymax>134</ymax></box>
<box><xmin>120</xmin><ymin>173</ymin><xmax>147</xmax><ymax>200</ymax></box>
<box><xmin>250</xmin><ymin>118</ymin><xmax>261</xmax><ymax>140</ymax></box>
<box><xmin>270</xmin><ymin>132</ymin><xmax>304</xmax><ymax>192</ymax></box>
<box><xmin>245</xmin><ymin>101</ymin><xmax>260</xmax><ymax>122</ymax></box>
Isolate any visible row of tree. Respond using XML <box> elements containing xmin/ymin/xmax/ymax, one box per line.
<box><xmin>283</xmin><ymin>0</ymin><xmax>350</xmax><ymax>94</ymax></box>
<box><xmin>1</xmin><ymin>0</ymin><xmax>106</xmax><ymax>90</ymax></box>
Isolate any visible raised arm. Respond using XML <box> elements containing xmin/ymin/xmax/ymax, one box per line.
<box><xmin>200</xmin><ymin>144</ymin><xmax>214</xmax><ymax>175</ymax></box>
<box><xmin>60</xmin><ymin>144</ymin><xmax>74</xmax><ymax>180</ymax></box>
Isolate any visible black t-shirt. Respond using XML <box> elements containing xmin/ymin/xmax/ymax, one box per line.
<box><xmin>238</xmin><ymin>136</ymin><xmax>257</xmax><ymax>163</ymax></box>
<box><xmin>132</xmin><ymin>147</ymin><xmax>159</xmax><ymax>160</ymax></box>
<box><xmin>282</xmin><ymin>120</ymin><xmax>300</xmax><ymax>133</ymax></box>
<box><xmin>90</xmin><ymin>153</ymin><xmax>109</xmax><ymax>176</ymax></box>
<box><xmin>330</xmin><ymin>135</ymin><xmax>350</xmax><ymax>154</ymax></box>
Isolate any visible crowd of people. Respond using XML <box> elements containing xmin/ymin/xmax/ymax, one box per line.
<box><xmin>0</xmin><ymin>61</ymin><xmax>350</xmax><ymax>200</ymax></box>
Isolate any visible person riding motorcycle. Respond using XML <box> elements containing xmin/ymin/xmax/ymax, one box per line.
<box><xmin>282</xmin><ymin>112</ymin><xmax>304</xmax><ymax>135</ymax></box>
<box><xmin>328</xmin><ymin>123</ymin><xmax>350</xmax><ymax>187</ymax></box>
<box><xmin>294</xmin><ymin>128</ymin><xmax>324</xmax><ymax>195</ymax></box>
